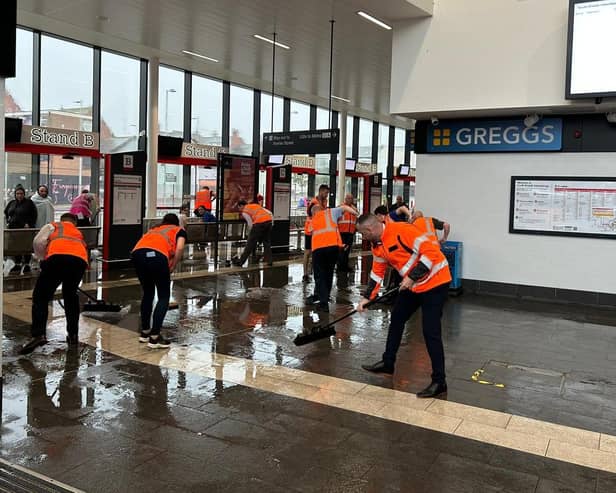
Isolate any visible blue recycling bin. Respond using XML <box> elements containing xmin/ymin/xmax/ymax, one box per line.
<box><xmin>441</xmin><ymin>241</ymin><xmax>462</xmax><ymax>292</ymax></box>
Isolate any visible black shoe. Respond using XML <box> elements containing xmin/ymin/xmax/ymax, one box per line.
<box><xmin>22</xmin><ymin>265</ymin><xmax>31</xmax><ymax>274</ymax></box>
<box><xmin>302</xmin><ymin>275</ymin><xmax>311</xmax><ymax>283</ymax></box>
<box><xmin>66</xmin><ymin>334</ymin><xmax>79</xmax><ymax>346</ymax></box>
<box><xmin>148</xmin><ymin>335</ymin><xmax>171</xmax><ymax>349</ymax></box>
<box><xmin>362</xmin><ymin>360</ymin><xmax>394</xmax><ymax>375</ymax></box>
<box><xmin>316</xmin><ymin>302</ymin><xmax>329</xmax><ymax>313</ymax></box>
<box><xmin>139</xmin><ymin>330</ymin><xmax>151</xmax><ymax>343</ymax></box>
<box><xmin>19</xmin><ymin>336</ymin><xmax>47</xmax><ymax>355</ymax></box>
<box><xmin>416</xmin><ymin>382</ymin><xmax>448</xmax><ymax>398</ymax></box>
<box><xmin>9</xmin><ymin>264</ymin><xmax>21</xmax><ymax>274</ymax></box>
<box><xmin>305</xmin><ymin>295</ymin><xmax>319</xmax><ymax>305</ymax></box>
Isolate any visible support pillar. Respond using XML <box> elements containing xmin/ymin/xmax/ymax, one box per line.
<box><xmin>146</xmin><ymin>57</ymin><xmax>159</xmax><ymax>217</ymax></box>
<box><xmin>336</xmin><ymin>110</ymin><xmax>347</xmax><ymax>205</ymax></box>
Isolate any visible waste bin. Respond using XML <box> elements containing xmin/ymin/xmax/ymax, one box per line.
<box><xmin>441</xmin><ymin>240</ymin><xmax>462</xmax><ymax>295</ymax></box>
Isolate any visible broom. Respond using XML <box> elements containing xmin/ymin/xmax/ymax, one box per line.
<box><xmin>293</xmin><ymin>286</ymin><xmax>400</xmax><ymax>346</ymax></box>
<box><xmin>78</xmin><ymin>287</ymin><xmax>122</xmax><ymax>312</ymax></box>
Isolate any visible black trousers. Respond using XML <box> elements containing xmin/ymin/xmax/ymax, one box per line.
<box><xmin>337</xmin><ymin>232</ymin><xmax>354</xmax><ymax>270</ymax></box>
<box><xmin>132</xmin><ymin>249</ymin><xmax>171</xmax><ymax>334</ymax></box>
<box><xmin>239</xmin><ymin>222</ymin><xmax>272</xmax><ymax>264</ymax></box>
<box><xmin>31</xmin><ymin>255</ymin><xmax>87</xmax><ymax>338</ymax></box>
<box><xmin>312</xmin><ymin>246</ymin><xmax>340</xmax><ymax>305</ymax></box>
<box><xmin>383</xmin><ymin>282</ymin><xmax>450</xmax><ymax>383</ymax></box>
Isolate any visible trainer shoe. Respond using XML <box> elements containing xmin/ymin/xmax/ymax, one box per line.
<box><xmin>19</xmin><ymin>336</ymin><xmax>47</xmax><ymax>355</ymax></box>
<box><xmin>302</xmin><ymin>275</ymin><xmax>311</xmax><ymax>283</ymax></box>
<box><xmin>148</xmin><ymin>335</ymin><xmax>171</xmax><ymax>349</ymax></box>
<box><xmin>305</xmin><ymin>294</ymin><xmax>319</xmax><ymax>305</ymax></box>
<box><xmin>139</xmin><ymin>330</ymin><xmax>151</xmax><ymax>343</ymax></box>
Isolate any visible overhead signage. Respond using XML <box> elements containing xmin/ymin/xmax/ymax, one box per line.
<box><xmin>181</xmin><ymin>142</ymin><xmax>227</xmax><ymax>159</ymax></box>
<box><xmin>355</xmin><ymin>162</ymin><xmax>378</xmax><ymax>174</ymax></box>
<box><xmin>21</xmin><ymin>125</ymin><xmax>99</xmax><ymax>150</ymax></box>
<box><xmin>284</xmin><ymin>155</ymin><xmax>315</xmax><ymax>169</ymax></box>
<box><xmin>263</xmin><ymin>128</ymin><xmax>340</xmax><ymax>155</ymax></box>
<box><xmin>427</xmin><ymin>118</ymin><xmax>563</xmax><ymax>153</ymax></box>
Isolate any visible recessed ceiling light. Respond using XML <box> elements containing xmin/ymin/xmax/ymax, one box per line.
<box><xmin>331</xmin><ymin>95</ymin><xmax>351</xmax><ymax>103</ymax></box>
<box><xmin>182</xmin><ymin>50</ymin><xmax>219</xmax><ymax>63</ymax></box>
<box><xmin>253</xmin><ymin>34</ymin><xmax>291</xmax><ymax>50</ymax></box>
<box><xmin>357</xmin><ymin>11</ymin><xmax>392</xmax><ymax>30</ymax></box>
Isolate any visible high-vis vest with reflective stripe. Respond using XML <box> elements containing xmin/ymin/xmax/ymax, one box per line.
<box><xmin>243</xmin><ymin>203</ymin><xmax>273</xmax><ymax>224</ymax></box>
<box><xmin>133</xmin><ymin>225</ymin><xmax>183</xmax><ymax>259</ymax></box>
<box><xmin>195</xmin><ymin>190</ymin><xmax>212</xmax><ymax>210</ymax></box>
<box><xmin>46</xmin><ymin>221</ymin><xmax>88</xmax><ymax>264</ymax></box>
<box><xmin>311</xmin><ymin>209</ymin><xmax>343</xmax><ymax>251</ymax></box>
<box><xmin>367</xmin><ymin>222</ymin><xmax>450</xmax><ymax>297</ymax></box>
<box><xmin>413</xmin><ymin>216</ymin><xmax>439</xmax><ymax>244</ymax></box>
<box><xmin>338</xmin><ymin>206</ymin><xmax>358</xmax><ymax>234</ymax></box>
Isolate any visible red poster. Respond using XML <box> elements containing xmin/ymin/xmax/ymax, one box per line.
<box><xmin>222</xmin><ymin>156</ymin><xmax>256</xmax><ymax>220</ymax></box>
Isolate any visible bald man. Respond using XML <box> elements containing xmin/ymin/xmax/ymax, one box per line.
<box><xmin>411</xmin><ymin>210</ymin><xmax>450</xmax><ymax>245</ymax></box>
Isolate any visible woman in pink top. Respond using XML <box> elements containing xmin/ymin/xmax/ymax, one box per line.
<box><xmin>69</xmin><ymin>189</ymin><xmax>94</xmax><ymax>226</ymax></box>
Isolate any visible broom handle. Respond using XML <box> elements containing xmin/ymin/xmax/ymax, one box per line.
<box><xmin>77</xmin><ymin>286</ymin><xmax>99</xmax><ymax>303</ymax></box>
<box><xmin>325</xmin><ymin>286</ymin><xmax>400</xmax><ymax>328</ymax></box>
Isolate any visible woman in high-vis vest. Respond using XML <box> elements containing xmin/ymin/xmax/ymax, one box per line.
<box><xmin>306</xmin><ymin>203</ymin><xmax>359</xmax><ymax>312</ymax></box>
<box><xmin>132</xmin><ymin>214</ymin><xmax>187</xmax><ymax>348</ymax></box>
<box><xmin>20</xmin><ymin>213</ymin><xmax>89</xmax><ymax>355</ymax></box>
<box><xmin>232</xmin><ymin>200</ymin><xmax>274</xmax><ymax>267</ymax></box>
<box><xmin>356</xmin><ymin>213</ymin><xmax>451</xmax><ymax>399</ymax></box>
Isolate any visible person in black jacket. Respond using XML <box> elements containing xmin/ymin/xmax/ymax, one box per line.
<box><xmin>4</xmin><ymin>184</ymin><xmax>37</xmax><ymax>274</ymax></box>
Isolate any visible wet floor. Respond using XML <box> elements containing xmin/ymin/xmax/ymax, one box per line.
<box><xmin>3</xmin><ymin>256</ymin><xmax>616</xmax><ymax>491</ymax></box>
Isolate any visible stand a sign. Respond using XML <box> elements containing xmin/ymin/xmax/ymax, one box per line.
<box><xmin>263</xmin><ymin>129</ymin><xmax>339</xmax><ymax>155</ymax></box>
<box><xmin>21</xmin><ymin>125</ymin><xmax>99</xmax><ymax>149</ymax></box>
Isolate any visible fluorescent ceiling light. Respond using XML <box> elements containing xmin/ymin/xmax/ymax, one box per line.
<box><xmin>357</xmin><ymin>11</ymin><xmax>392</xmax><ymax>30</ymax></box>
<box><xmin>182</xmin><ymin>50</ymin><xmax>219</xmax><ymax>63</ymax></box>
<box><xmin>331</xmin><ymin>95</ymin><xmax>351</xmax><ymax>103</ymax></box>
<box><xmin>253</xmin><ymin>34</ymin><xmax>291</xmax><ymax>50</ymax></box>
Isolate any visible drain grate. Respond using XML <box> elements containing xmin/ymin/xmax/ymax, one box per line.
<box><xmin>0</xmin><ymin>461</ymin><xmax>83</xmax><ymax>493</ymax></box>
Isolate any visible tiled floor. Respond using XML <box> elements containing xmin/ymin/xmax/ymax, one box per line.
<box><xmin>3</xmin><ymin>257</ymin><xmax>616</xmax><ymax>491</ymax></box>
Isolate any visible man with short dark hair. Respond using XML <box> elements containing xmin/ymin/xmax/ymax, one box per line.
<box><xmin>20</xmin><ymin>213</ymin><xmax>88</xmax><ymax>354</ymax></box>
<box><xmin>233</xmin><ymin>199</ymin><xmax>274</xmax><ymax>267</ymax></box>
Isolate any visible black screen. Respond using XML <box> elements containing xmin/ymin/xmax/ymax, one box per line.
<box><xmin>0</xmin><ymin>0</ymin><xmax>17</xmax><ymax>78</ymax></box>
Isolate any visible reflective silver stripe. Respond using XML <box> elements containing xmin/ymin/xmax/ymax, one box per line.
<box><xmin>414</xmin><ymin>259</ymin><xmax>449</xmax><ymax>287</ymax></box>
<box><xmin>373</xmin><ymin>255</ymin><xmax>387</xmax><ymax>264</ymax></box>
<box><xmin>424</xmin><ymin>217</ymin><xmax>435</xmax><ymax>236</ymax></box>
<box><xmin>413</xmin><ymin>234</ymin><xmax>429</xmax><ymax>251</ymax></box>
<box><xmin>398</xmin><ymin>253</ymin><xmax>418</xmax><ymax>277</ymax></box>
<box><xmin>370</xmin><ymin>271</ymin><xmax>383</xmax><ymax>283</ymax></box>
<box><xmin>148</xmin><ymin>226</ymin><xmax>177</xmax><ymax>249</ymax></box>
<box><xmin>51</xmin><ymin>223</ymin><xmax>86</xmax><ymax>247</ymax></box>
<box><xmin>312</xmin><ymin>210</ymin><xmax>338</xmax><ymax>238</ymax></box>
<box><xmin>419</xmin><ymin>255</ymin><xmax>433</xmax><ymax>269</ymax></box>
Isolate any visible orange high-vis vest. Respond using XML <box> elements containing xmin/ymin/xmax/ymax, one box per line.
<box><xmin>133</xmin><ymin>224</ymin><xmax>183</xmax><ymax>259</ymax></box>
<box><xmin>367</xmin><ymin>222</ymin><xmax>450</xmax><ymax>297</ymax></box>
<box><xmin>243</xmin><ymin>203</ymin><xmax>273</xmax><ymax>224</ymax></box>
<box><xmin>46</xmin><ymin>221</ymin><xmax>88</xmax><ymax>264</ymax></box>
<box><xmin>195</xmin><ymin>190</ymin><xmax>212</xmax><ymax>210</ymax></box>
<box><xmin>413</xmin><ymin>216</ymin><xmax>439</xmax><ymax>244</ymax></box>
<box><xmin>311</xmin><ymin>209</ymin><xmax>342</xmax><ymax>251</ymax></box>
<box><xmin>338</xmin><ymin>206</ymin><xmax>358</xmax><ymax>234</ymax></box>
<box><xmin>304</xmin><ymin>216</ymin><xmax>313</xmax><ymax>236</ymax></box>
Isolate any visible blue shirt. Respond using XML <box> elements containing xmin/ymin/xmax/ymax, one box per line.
<box><xmin>202</xmin><ymin>212</ymin><xmax>217</xmax><ymax>223</ymax></box>
<box><xmin>389</xmin><ymin>210</ymin><xmax>405</xmax><ymax>222</ymax></box>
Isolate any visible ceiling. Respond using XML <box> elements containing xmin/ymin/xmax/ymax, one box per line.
<box><xmin>16</xmin><ymin>0</ymin><xmax>433</xmax><ymax>127</ymax></box>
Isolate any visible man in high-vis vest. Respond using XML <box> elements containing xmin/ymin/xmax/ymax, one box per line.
<box><xmin>302</xmin><ymin>185</ymin><xmax>330</xmax><ymax>281</ymax></box>
<box><xmin>132</xmin><ymin>214</ymin><xmax>187</xmax><ymax>348</ymax></box>
<box><xmin>410</xmin><ymin>209</ymin><xmax>450</xmax><ymax>245</ymax></box>
<box><xmin>337</xmin><ymin>193</ymin><xmax>358</xmax><ymax>272</ymax></box>
<box><xmin>195</xmin><ymin>185</ymin><xmax>212</xmax><ymax>210</ymax></box>
<box><xmin>232</xmin><ymin>199</ymin><xmax>274</xmax><ymax>267</ymax></box>
<box><xmin>306</xmin><ymin>203</ymin><xmax>359</xmax><ymax>312</ymax></box>
<box><xmin>20</xmin><ymin>213</ymin><xmax>89</xmax><ymax>354</ymax></box>
<box><xmin>356</xmin><ymin>214</ymin><xmax>451</xmax><ymax>398</ymax></box>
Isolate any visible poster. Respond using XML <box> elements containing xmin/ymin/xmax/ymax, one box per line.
<box><xmin>113</xmin><ymin>174</ymin><xmax>142</xmax><ymax>225</ymax></box>
<box><xmin>510</xmin><ymin>177</ymin><xmax>616</xmax><ymax>238</ymax></box>
<box><xmin>273</xmin><ymin>183</ymin><xmax>291</xmax><ymax>221</ymax></box>
<box><xmin>221</xmin><ymin>157</ymin><xmax>257</xmax><ymax>220</ymax></box>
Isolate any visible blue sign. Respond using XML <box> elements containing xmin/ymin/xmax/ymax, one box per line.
<box><xmin>427</xmin><ymin>118</ymin><xmax>562</xmax><ymax>153</ymax></box>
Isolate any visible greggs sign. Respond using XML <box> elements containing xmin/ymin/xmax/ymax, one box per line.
<box><xmin>22</xmin><ymin>125</ymin><xmax>99</xmax><ymax>149</ymax></box>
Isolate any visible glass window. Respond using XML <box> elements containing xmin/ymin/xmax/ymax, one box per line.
<box><xmin>191</xmin><ymin>74</ymin><xmax>223</xmax><ymax>145</ymax></box>
<box><xmin>100</xmin><ymin>51</ymin><xmax>141</xmax><ymax>154</ymax></box>
<box><xmin>394</xmin><ymin>127</ymin><xmax>406</xmax><ymax>167</ymax></box>
<box><xmin>377</xmin><ymin>124</ymin><xmax>389</xmax><ymax>175</ymax></box>
<box><xmin>229</xmin><ymin>84</ymin><xmax>254</xmax><ymax>155</ymax></box>
<box><xmin>40</xmin><ymin>155</ymin><xmax>93</xmax><ymax>217</ymax></box>
<box><xmin>157</xmin><ymin>163</ymin><xmax>184</xmax><ymax>210</ymax></box>
<box><xmin>358</xmin><ymin>119</ymin><xmax>373</xmax><ymax>163</ymax></box>
<box><xmin>6</xmin><ymin>28</ymin><xmax>33</xmax><ymax>122</ymax></box>
<box><xmin>316</xmin><ymin>156</ymin><xmax>330</xmax><ymax>175</ymax></box>
<box><xmin>346</xmin><ymin>115</ymin><xmax>354</xmax><ymax>158</ymax></box>
<box><xmin>260</xmin><ymin>93</ymin><xmax>283</xmax><ymax>150</ymax></box>
<box><xmin>290</xmin><ymin>100</ymin><xmax>310</xmax><ymax>131</ymax></box>
<box><xmin>158</xmin><ymin>66</ymin><xmax>184</xmax><ymax>137</ymax></box>
<box><xmin>41</xmin><ymin>35</ymin><xmax>93</xmax><ymax>131</ymax></box>
<box><xmin>316</xmin><ymin>107</ymin><xmax>330</xmax><ymax>130</ymax></box>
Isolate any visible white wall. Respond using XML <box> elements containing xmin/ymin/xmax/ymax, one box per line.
<box><xmin>415</xmin><ymin>153</ymin><xmax>616</xmax><ymax>294</ymax></box>
<box><xmin>390</xmin><ymin>0</ymin><xmax>615</xmax><ymax>117</ymax></box>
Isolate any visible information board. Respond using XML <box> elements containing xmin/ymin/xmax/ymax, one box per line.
<box><xmin>112</xmin><ymin>175</ymin><xmax>143</xmax><ymax>225</ymax></box>
<box><xmin>510</xmin><ymin>176</ymin><xmax>616</xmax><ymax>239</ymax></box>
<box><xmin>263</xmin><ymin>129</ymin><xmax>339</xmax><ymax>155</ymax></box>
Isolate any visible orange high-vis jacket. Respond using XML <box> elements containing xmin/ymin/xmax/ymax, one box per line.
<box><xmin>365</xmin><ymin>221</ymin><xmax>451</xmax><ymax>298</ymax></box>
<box><xmin>243</xmin><ymin>203</ymin><xmax>273</xmax><ymax>224</ymax></box>
<box><xmin>311</xmin><ymin>208</ymin><xmax>343</xmax><ymax>251</ymax></box>
<box><xmin>46</xmin><ymin>221</ymin><xmax>88</xmax><ymax>264</ymax></box>
<box><xmin>413</xmin><ymin>216</ymin><xmax>440</xmax><ymax>245</ymax></box>
<box><xmin>195</xmin><ymin>190</ymin><xmax>212</xmax><ymax>210</ymax></box>
<box><xmin>304</xmin><ymin>216</ymin><xmax>313</xmax><ymax>236</ymax></box>
<box><xmin>338</xmin><ymin>205</ymin><xmax>358</xmax><ymax>234</ymax></box>
<box><xmin>133</xmin><ymin>224</ymin><xmax>183</xmax><ymax>259</ymax></box>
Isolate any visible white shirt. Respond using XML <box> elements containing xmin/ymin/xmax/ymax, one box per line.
<box><xmin>32</xmin><ymin>223</ymin><xmax>55</xmax><ymax>260</ymax></box>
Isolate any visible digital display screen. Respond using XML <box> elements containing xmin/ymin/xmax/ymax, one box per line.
<box><xmin>398</xmin><ymin>165</ymin><xmax>410</xmax><ymax>176</ymax></box>
<box><xmin>268</xmin><ymin>154</ymin><xmax>284</xmax><ymax>165</ymax></box>
<box><xmin>567</xmin><ymin>0</ymin><xmax>616</xmax><ymax>98</ymax></box>
<box><xmin>345</xmin><ymin>159</ymin><xmax>356</xmax><ymax>171</ymax></box>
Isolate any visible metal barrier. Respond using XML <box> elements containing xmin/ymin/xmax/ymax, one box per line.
<box><xmin>142</xmin><ymin>218</ymin><xmax>247</xmax><ymax>244</ymax></box>
<box><xmin>3</xmin><ymin>227</ymin><xmax>100</xmax><ymax>256</ymax></box>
